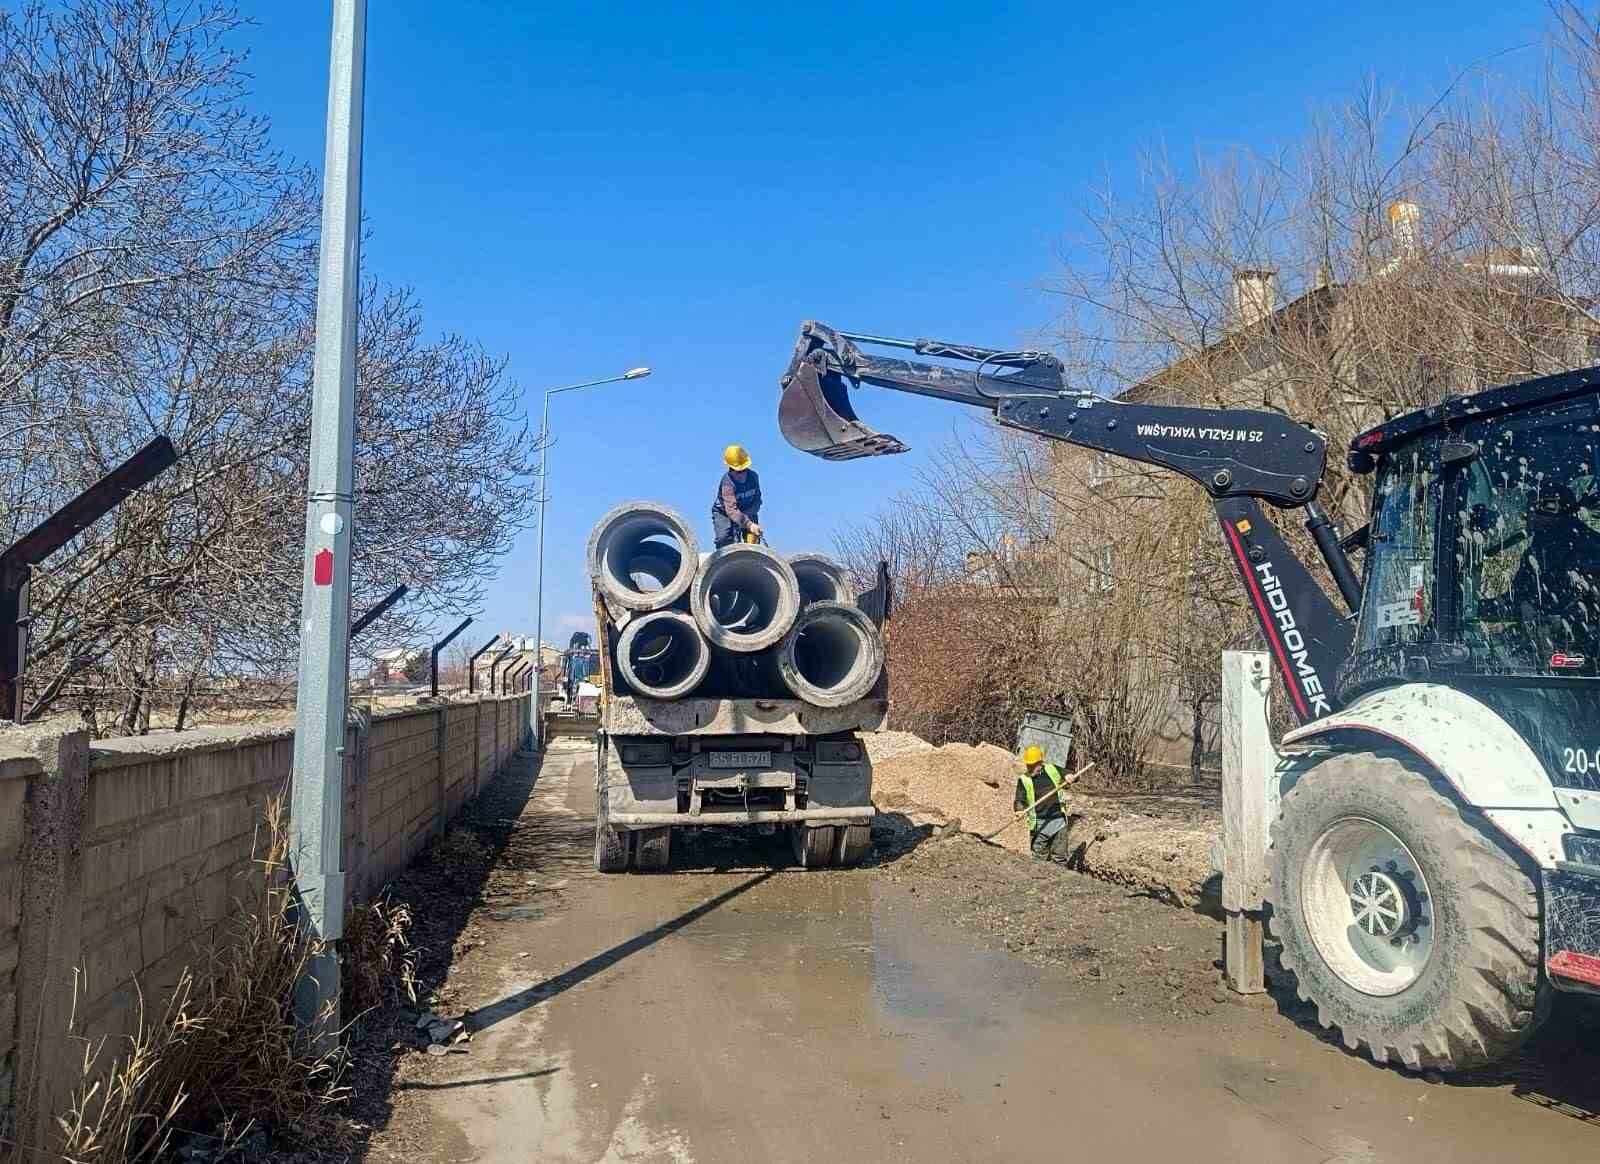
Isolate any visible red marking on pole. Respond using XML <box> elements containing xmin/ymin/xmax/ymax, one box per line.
<box><xmin>313</xmin><ymin>548</ymin><xmax>334</xmax><ymax>586</ymax></box>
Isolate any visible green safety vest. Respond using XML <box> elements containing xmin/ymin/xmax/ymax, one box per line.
<box><xmin>1017</xmin><ymin>763</ymin><xmax>1067</xmax><ymax>831</ymax></box>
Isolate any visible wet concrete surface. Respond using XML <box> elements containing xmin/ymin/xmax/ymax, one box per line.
<box><xmin>367</xmin><ymin>747</ymin><xmax>1600</xmax><ymax>1163</ymax></box>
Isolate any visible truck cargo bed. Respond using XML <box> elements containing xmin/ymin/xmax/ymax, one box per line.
<box><xmin>602</xmin><ymin>695</ymin><xmax>887</xmax><ymax>737</ymax></box>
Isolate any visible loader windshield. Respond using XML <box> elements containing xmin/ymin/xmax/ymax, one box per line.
<box><xmin>1452</xmin><ymin>393</ymin><xmax>1600</xmax><ymax>676</ymax></box>
<box><xmin>1355</xmin><ymin>437</ymin><xmax>1441</xmax><ymax>658</ymax></box>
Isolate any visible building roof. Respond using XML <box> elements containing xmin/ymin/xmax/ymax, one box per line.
<box><xmin>1120</xmin><ymin>283</ymin><xmax>1340</xmax><ymax>405</ymax></box>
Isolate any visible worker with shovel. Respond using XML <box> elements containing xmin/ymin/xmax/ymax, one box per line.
<box><xmin>1015</xmin><ymin>745</ymin><xmax>1079</xmax><ymax>862</ymax></box>
<box><xmin>712</xmin><ymin>443</ymin><xmax>763</xmax><ymax>548</ymax></box>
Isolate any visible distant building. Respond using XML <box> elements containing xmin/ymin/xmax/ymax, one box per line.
<box><xmin>371</xmin><ymin>648</ymin><xmax>420</xmax><ymax>684</ymax></box>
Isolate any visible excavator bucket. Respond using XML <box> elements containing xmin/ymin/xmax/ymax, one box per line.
<box><xmin>779</xmin><ymin>340</ymin><xmax>909</xmax><ymax>461</ymax></box>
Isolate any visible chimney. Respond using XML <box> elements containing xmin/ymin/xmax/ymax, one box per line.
<box><xmin>1232</xmin><ymin>268</ymin><xmax>1279</xmax><ymax>327</ymax></box>
<box><xmin>1387</xmin><ymin>200</ymin><xmax>1422</xmax><ymax>259</ymax></box>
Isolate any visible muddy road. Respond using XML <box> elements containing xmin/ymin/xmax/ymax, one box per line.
<box><xmin>360</xmin><ymin>746</ymin><xmax>1600</xmax><ymax>1163</ymax></box>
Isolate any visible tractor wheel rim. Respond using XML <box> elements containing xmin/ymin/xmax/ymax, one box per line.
<box><xmin>1300</xmin><ymin>817</ymin><xmax>1434</xmax><ymax>997</ymax></box>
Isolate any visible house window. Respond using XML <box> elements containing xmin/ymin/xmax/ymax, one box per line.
<box><xmin>1088</xmin><ymin>454</ymin><xmax>1114</xmax><ymax>491</ymax></box>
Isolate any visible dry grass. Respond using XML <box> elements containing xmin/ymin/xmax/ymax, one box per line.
<box><xmin>428</xmin><ymin>826</ymin><xmax>489</xmax><ymax>871</ymax></box>
<box><xmin>342</xmin><ymin>896</ymin><xmax>417</xmax><ymax>1017</ymax></box>
<box><xmin>48</xmin><ymin>800</ymin><xmax>359</xmax><ymax>1163</ymax></box>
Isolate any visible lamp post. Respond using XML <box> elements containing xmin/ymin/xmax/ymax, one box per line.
<box><xmin>532</xmin><ymin>367</ymin><xmax>651</xmax><ymax>747</ymax></box>
<box><xmin>289</xmin><ymin>0</ymin><xmax>367</xmax><ymax>1051</ymax></box>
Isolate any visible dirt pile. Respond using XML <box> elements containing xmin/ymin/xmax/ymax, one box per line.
<box><xmin>869</xmin><ymin>733</ymin><xmax>1222</xmax><ymax>910</ymax></box>
<box><xmin>864</xmin><ymin>730</ymin><xmax>935</xmax><ymax>765</ymax></box>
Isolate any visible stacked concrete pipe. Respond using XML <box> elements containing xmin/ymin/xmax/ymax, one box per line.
<box><xmin>788</xmin><ymin>552</ymin><xmax>853</xmax><ymax>607</ymax></box>
<box><xmin>776</xmin><ymin>601</ymin><xmax>884</xmax><ymax>707</ymax></box>
<box><xmin>616</xmin><ymin>610</ymin><xmax>711</xmax><ymax>699</ymax></box>
<box><xmin>690</xmin><ymin>542</ymin><xmax>801</xmax><ymax>653</ymax></box>
<box><xmin>590</xmin><ymin>503</ymin><xmax>884</xmax><ymax>704</ymax></box>
<box><xmin>587</xmin><ymin>501</ymin><xmax>698</xmax><ymax>611</ymax></box>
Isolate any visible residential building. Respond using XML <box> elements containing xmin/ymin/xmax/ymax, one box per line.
<box><xmin>1050</xmin><ymin>202</ymin><xmax>1600</xmax><ymax>769</ymax></box>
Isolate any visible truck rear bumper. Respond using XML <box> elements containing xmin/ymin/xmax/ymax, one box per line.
<box><xmin>609</xmin><ymin>806</ymin><xmax>875</xmax><ymax>828</ymax></box>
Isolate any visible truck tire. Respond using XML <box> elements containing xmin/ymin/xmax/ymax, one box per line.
<box><xmin>594</xmin><ymin>808</ymin><xmax>631</xmax><ymax>873</ymax></box>
<box><xmin>791</xmin><ymin>824</ymin><xmax>835</xmax><ymax>868</ymax></box>
<box><xmin>833</xmin><ymin>823</ymin><xmax>872</xmax><ymax>867</ymax></box>
<box><xmin>594</xmin><ymin>747</ymin><xmax>631</xmax><ymax>873</ymax></box>
<box><xmin>1268</xmin><ymin>750</ymin><xmax>1547</xmax><ymax>1072</ymax></box>
<box><xmin>634</xmin><ymin>826</ymin><xmax>673</xmax><ymax>871</ymax></box>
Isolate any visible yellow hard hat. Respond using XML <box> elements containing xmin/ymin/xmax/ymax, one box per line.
<box><xmin>723</xmin><ymin>443</ymin><xmax>752</xmax><ymax>471</ymax></box>
<box><xmin>1021</xmin><ymin>744</ymin><xmax>1045</xmax><ymax>767</ymax></box>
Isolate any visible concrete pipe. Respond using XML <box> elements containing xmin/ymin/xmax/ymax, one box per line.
<box><xmin>789</xmin><ymin>553</ymin><xmax>853</xmax><ymax>607</ymax></box>
<box><xmin>777</xmin><ymin>601</ymin><xmax>884</xmax><ymax>707</ymax></box>
<box><xmin>588</xmin><ymin>502</ymin><xmax>698</xmax><ymax>612</ymax></box>
<box><xmin>617</xmin><ymin>610</ymin><xmax>711</xmax><ymax>699</ymax></box>
<box><xmin>691</xmin><ymin>543</ymin><xmax>801</xmax><ymax>653</ymax></box>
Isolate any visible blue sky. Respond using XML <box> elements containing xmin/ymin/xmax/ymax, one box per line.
<box><xmin>236</xmin><ymin>0</ymin><xmax>1546</xmax><ymax>646</ymax></box>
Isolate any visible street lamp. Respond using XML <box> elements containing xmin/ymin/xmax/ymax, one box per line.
<box><xmin>532</xmin><ymin>366</ymin><xmax>652</xmax><ymax>747</ymax></box>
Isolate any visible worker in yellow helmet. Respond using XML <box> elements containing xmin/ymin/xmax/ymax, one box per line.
<box><xmin>711</xmin><ymin>443</ymin><xmax>763</xmax><ymax>548</ymax></box>
<box><xmin>1015</xmin><ymin>744</ymin><xmax>1079</xmax><ymax>862</ymax></box>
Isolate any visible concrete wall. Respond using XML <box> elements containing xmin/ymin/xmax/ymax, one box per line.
<box><xmin>0</xmin><ymin>694</ymin><xmax>529</xmax><ymax>1147</ymax></box>
<box><xmin>0</xmin><ymin>744</ymin><xmax>35</xmax><ymax>1134</ymax></box>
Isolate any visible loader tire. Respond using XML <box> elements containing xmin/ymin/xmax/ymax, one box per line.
<box><xmin>1268</xmin><ymin>750</ymin><xmax>1547</xmax><ymax>1072</ymax></box>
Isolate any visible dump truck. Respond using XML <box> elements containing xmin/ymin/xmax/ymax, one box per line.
<box><xmin>586</xmin><ymin>501</ymin><xmax>889</xmax><ymax>872</ymax></box>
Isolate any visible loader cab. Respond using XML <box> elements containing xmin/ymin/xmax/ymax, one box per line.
<box><xmin>1343</xmin><ymin>369</ymin><xmax>1600</xmax><ymax>791</ymax></box>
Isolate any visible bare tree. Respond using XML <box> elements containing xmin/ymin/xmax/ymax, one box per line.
<box><xmin>0</xmin><ymin>0</ymin><xmax>313</xmax><ymax>416</ymax></box>
<box><xmin>850</xmin><ymin>9</ymin><xmax>1600</xmax><ymax>780</ymax></box>
<box><xmin>0</xmin><ymin>1</ymin><xmax>540</xmax><ymax>728</ymax></box>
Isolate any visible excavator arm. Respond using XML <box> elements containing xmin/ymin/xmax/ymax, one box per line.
<box><xmin>778</xmin><ymin>321</ymin><xmax>1362</xmax><ymax>722</ymax></box>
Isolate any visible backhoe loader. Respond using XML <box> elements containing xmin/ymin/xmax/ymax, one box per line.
<box><xmin>779</xmin><ymin>320</ymin><xmax>1600</xmax><ymax>1071</ymax></box>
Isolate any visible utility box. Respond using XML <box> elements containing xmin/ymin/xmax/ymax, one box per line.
<box><xmin>1017</xmin><ymin>709</ymin><xmax>1072</xmax><ymax>768</ymax></box>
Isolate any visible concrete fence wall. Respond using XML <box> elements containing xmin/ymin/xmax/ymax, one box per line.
<box><xmin>0</xmin><ymin>694</ymin><xmax>529</xmax><ymax>1148</ymax></box>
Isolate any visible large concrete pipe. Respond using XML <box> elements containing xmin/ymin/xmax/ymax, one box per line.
<box><xmin>788</xmin><ymin>553</ymin><xmax>852</xmax><ymax>607</ymax></box>
<box><xmin>691</xmin><ymin>543</ymin><xmax>801</xmax><ymax>652</ymax></box>
<box><xmin>588</xmin><ymin>502</ymin><xmax>698</xmax><ymax>612</ymax></box>
<box><xmin>777</xmin><ymin>601</ymin><xmax>884</xmax><ymax>707</ymax></box>
<box><xmin>616</xmin><ymin>610</ymin><xmax>711</xmax><ymax>699</ymax></box>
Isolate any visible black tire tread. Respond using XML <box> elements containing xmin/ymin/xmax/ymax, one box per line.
<box><xmin>593</xmin><ymin>747</ymin><xmax>631</xmax><ymax>873</ymax></box>
<box><xmin>1268</xmin><ymin>750</ymin><xmax>1545</xmax><ymax>1073</ymax></box>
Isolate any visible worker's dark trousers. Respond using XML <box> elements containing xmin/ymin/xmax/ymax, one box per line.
<box><xmin>1030</xmin><ymin>823</ymin><xmax>1072</xmax><ymax>863</ymax></box>
<box><xmin>712</xmin><ymin>513</ymin><xmax>743</xmax><ymax>548</ymax></box>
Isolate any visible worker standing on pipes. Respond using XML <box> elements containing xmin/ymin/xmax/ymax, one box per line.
<box><xmin>712</xmin><ymin>443</ymin><xmax>763</xmax><ymax>548</ymax></box>
<box><xmin>1015</xmin><ymin>745</ymin><xmax>1078</xmax><ymax>862</ymax></box>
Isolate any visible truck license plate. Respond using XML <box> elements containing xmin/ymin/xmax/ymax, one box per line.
<box><xmin>709</xmin><ymin>750</ymin><xmax>769</xmax><ymax>769</ymax></box>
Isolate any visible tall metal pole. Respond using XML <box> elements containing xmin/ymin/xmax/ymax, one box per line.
<box><xmin>289</xmin><ymin>0</ymin><xmax>367</xmax><ymax>1050</ymax></box>
<box><xmin>530</xmin><ymin>368</ymin><xmax>650</xmax><ymax>750</ymax></box>
<box><xmin>532</xmin><ymin>391</ymin><xmax>552</xmax><ymax>748</ymax></box>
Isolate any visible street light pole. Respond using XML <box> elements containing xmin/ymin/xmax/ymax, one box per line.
<box><xmin>532</xmin><ymin>367</ymin><xmax>650</xmax><ymax>748</ymax></box>
<box><xmin>289</xmin><ymin>0</ymin><xmax>367</xmax><ymax>1051</ymax></box>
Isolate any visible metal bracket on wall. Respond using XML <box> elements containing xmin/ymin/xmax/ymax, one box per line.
<box><xmin>0</xmin><ymin>436</ymin><xmax>179</xmax><ymax>722</ymax></box>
